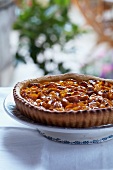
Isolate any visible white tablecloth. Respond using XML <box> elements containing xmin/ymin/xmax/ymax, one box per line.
<box><xmin>1</xmin><ymin>88</ymin><xmax>113</xmax><ymax>170</ymax></box>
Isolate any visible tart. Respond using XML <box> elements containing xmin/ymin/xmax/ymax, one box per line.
<box><xmin>13</xmin><ymin>73</ymin><xmax>113</xmax><ymax>128</ymax></box>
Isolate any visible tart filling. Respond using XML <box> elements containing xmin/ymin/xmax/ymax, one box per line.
<box><xmin>20</xmin><ymin>79</ymin><xmax>113</xmax><ymax>111</ymax></box>
<box><xmin>13</xmin><ymin>73</ymin><xmax>113</xmax><ymax>128</ymax></box>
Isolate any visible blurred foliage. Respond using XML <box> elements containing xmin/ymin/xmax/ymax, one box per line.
<box><xmin>80</xmin><ymin>50</ymin><xmax>113</xmax><ymax>79</ymax></box>
<box><xmin>14</xmin><ymin>0</ymin><xmax>84</xmax><ymax>75</ymax></box>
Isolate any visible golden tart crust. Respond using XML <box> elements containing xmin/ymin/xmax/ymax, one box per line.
<box><xmin>13</xmin><ymin>73</ymin><xmax>113</xmax><ymax>128</ymax></box>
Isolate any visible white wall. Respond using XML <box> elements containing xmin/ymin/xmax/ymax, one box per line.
<box><xmin>0</xmin><ymin>1</ymin><xmax>16</xmax><ymax>86</ymax></box>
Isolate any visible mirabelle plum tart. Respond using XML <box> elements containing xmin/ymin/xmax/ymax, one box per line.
<box><xmin>13</xmin><ymin>73</ymin><xmax>113</xmax><ymax>128</ymax></box>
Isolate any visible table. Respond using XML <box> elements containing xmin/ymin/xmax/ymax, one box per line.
<box><xmin>1</xmin><ymin>88</ymin><xmax>113</xmax><ymax>170</ymax></box>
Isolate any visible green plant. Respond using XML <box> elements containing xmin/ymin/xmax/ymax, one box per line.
<box><xmin>14</xmin><ymin>0</ymin><xmax>83</xmax><ymax>75</ymax></box>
